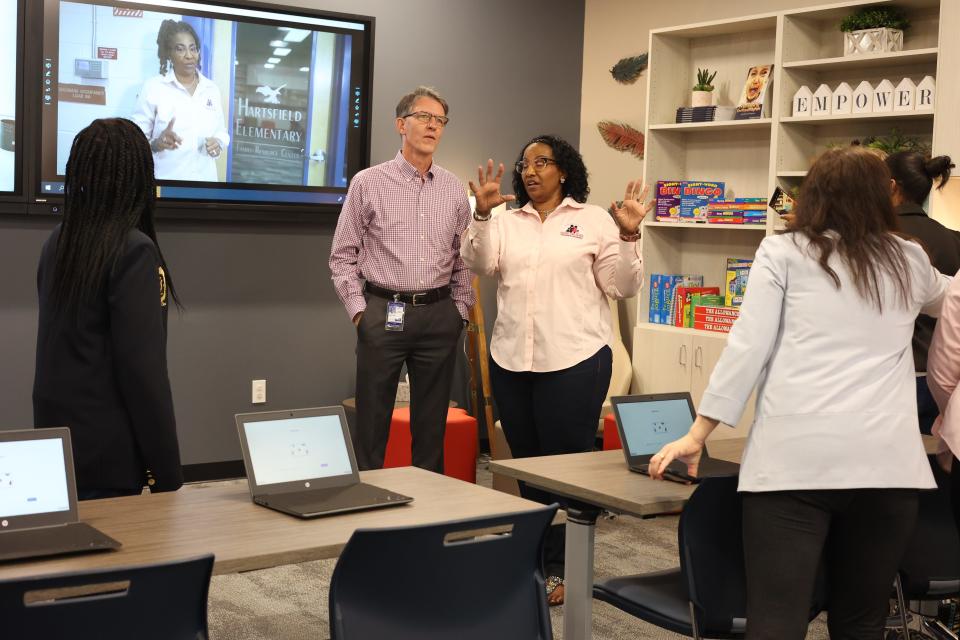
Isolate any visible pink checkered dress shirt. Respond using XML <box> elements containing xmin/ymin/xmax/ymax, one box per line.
<box><xmin>329</xmin><ymin>151</ymin><xmax>475</xmax><ymax>320</ymax></box>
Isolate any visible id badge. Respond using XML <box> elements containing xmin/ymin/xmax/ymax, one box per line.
<box><xmin>385</xmin><ymin>300</ymin><xmax>406</xmax><ymax>331</ymax></box>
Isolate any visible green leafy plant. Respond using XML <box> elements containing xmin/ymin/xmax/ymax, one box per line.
<box><xmin>839</xmin><ymin>6</ymin><xmax>910</xmax><ymax>32</ymax></box>
<box><xmin>693</xmin><ymin>68</ymin><xmax>717</xmax><ymax>92</ymax></box>
<box><xmin>861</xmin><ymin>128</ymin><xmax>928</xmax><ymax>155</ymax></box>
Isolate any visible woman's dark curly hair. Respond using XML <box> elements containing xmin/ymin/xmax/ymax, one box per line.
<box><xmin>157</xmin><ymin>19</ymin><xmax>202</xmax><ymax>75</ymax></box>
<box><xmin>512</xmin><ymin>134</ymin><xmax>589</xmax><ymax>206</ymax></box>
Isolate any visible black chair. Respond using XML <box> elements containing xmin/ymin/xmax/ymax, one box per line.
<box><xmin>594</xmin><ymin>476</ymin><xmax>825</xmax><ymax>639</ymax></box>
<box><xmin>329</xmin><ymin>504</ymin><xmax>557</xmax><ymax>640</ymax></box>
<box><xmin>0</xmin><ymin>554</ymin><xmax>214</xmax><ymax>640</ymax></box>
<box><xmin>890</xmin><ymin>459</ymin><xmax>960</xmax><ymax>640</ymax></box>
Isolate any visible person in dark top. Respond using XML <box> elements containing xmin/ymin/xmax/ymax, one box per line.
<box><xmin>33</xmin><ymin>118</ymin><xmax>183</xmax><ymax>500</ymax></box>
<box><xmin>888</xmin><ymin>151</ymin><xmax>957</xmax><ymax>434</ymax></box>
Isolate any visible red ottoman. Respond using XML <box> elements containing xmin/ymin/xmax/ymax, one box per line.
<box><xmin>383</xmin><ymin>407</ymin><xmax>478</xmax><ymax>483</ymax></box>
<box><xmin>603</xmin><ymin>413</ymin><xmax>622</xmax><ymax>450</ymax></box>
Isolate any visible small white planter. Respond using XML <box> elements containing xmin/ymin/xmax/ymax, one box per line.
<box><xmin>843</xmin><ymin>27</ymin><xmax>904</xmax><ymax>56</ymax></box>
<box><xmin>691</xmin><ymin>91</ymin><xmax>714</xmax><ymax>107</ymax></box>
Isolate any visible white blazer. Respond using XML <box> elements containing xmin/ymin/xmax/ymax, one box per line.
<box><xmin>700</xmin><ymin>232</ymin><xmax>949</xmax><ymax>491</ymax></box>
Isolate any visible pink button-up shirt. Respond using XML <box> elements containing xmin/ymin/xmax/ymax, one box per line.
<box><xmin>926</xmin><ymin>270</ymin><xmax>960</xmax><ymax>458</ymax></box>
<box><xmin>329</xmin><ymin>151</ymin><xmax>474</xmax><ymax>320</ymax></box>
<box><xmin>461</xmin><ymin>198</ymin><xmax>642</xmax><ymax>372</ymax></box>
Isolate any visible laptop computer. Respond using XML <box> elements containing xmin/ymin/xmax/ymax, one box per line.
<box><xmin>610</xmin><ymin>392</ymin><xmax>740</xmax><ymax>483</ymax></box>
<box><xmin>0</xmin><ymin>427</ymin><xmax>121</xmax><ymax>563</ymax></box>
<box><xmin>235</xmin><ymin>406</ymin><xmax>413</xmax><ymax>518</ymax></box>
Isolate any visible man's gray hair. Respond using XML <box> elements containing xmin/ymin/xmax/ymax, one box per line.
<box><xmin>395</xmin><ymin>86</ymin><xmax>449</xmax><ymax>118</ymax></box>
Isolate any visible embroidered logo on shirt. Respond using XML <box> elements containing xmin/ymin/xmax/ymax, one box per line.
<box><xmin>158</xmin><ymin>266</ymin><xmax>167</xmax><ymax>307</ymax></box>
<box><xmin>561</xmin><ymin>224</ymin><xmax>583</xmax><ymax>239</ymax></box>
<box><xmin>206</xmin><ymin>97</ymin><xmax>214</xmax><ymax>108</ymax></box>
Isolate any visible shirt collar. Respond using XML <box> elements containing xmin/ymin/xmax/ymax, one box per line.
<box><xmin>161</xmin><ymin>70</ymin><xmax>209</xmax><ymax>92</ymax></box>
<box><xmin>517</xmin><ymin>196</ymin><xmax>584</xmax><ymax>216</ymax></box>
<box><xmin>393</xmin><ymin>150</ymin><xmax>434</xmax><ymax>182</ymax></box>
<box><xmin>896</xmin><ymin>202</ymin><xmax>927</xmax><ymax>217</ymax></box>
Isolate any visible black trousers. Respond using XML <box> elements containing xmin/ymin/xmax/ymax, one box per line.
<box><xmin>742</xmin><ymin>488</ymin><xmax>919</xmax><ymax>640</ymax></box>
<box><xmin>354</xmin><ymin>294</ymin><xmax>463</xmax><ymax>473</ymax></box>
<box><xmin>953</xmin><ymin>457</ymin><xmax>960</xmax><ymax>545</ymax></box>
<box><xmin>490</xmin><ymin>346</ymin><xmax>612</xmax><ymax>576</ymax></box>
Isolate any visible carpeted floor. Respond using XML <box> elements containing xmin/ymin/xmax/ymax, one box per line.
<box><xmin>207</xmin><ymin>459</ymin><xmax>831</xmax><ymax>639</ymax></box>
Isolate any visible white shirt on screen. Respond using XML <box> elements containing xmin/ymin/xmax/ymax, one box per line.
<box><xmin>131</xmin><ymin>70</ymin><xmax>229</xmax><ymax>182</ymax></box>
<box><xmin>698</xmin><ymin>232</ymin><xmax>949</xmax><ymax>492</ymax></box>
<box><xmin>461</xmin><ymin>197</ymin><xmax>643</xmax><ymax>373</ymax></box>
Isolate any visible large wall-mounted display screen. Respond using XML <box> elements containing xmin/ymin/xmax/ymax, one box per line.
<box><xmin>36</xmin><ymin>0</ymin><xmax>373</xmax><ymax>216</ymax></box>
<box><xmin>0</xmin><ymin>0</ymin><xmax>20</xmax><ymax>194</ymax></box>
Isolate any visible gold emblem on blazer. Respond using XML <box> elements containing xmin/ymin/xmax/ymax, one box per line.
<box><xmin>158</xmin><ymin>266</ymin><xmax>167</xmax><ymax>307</ymax></box>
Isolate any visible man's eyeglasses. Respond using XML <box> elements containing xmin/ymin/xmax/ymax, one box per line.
<box><xmin>515</xmin><ymin>157</ymin><xmax>557</xmax><ymax>174</ymax></box>
<box><xmin>402</xmin><ymin>111</ymin><xmax>450</xmax><ymax>127</ymax></box>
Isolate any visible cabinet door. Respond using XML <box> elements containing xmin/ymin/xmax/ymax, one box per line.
<box><xmin>633</xmin><ymin>326</ymin><xmax>693</xmax><ymax>394</ymax></box>
<box><xmin>691</xmin><ymin>333</ymin><xmax>755</xmax><ymax>439</ymax></box>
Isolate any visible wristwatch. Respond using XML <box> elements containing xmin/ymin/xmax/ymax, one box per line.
<box><xmin>472</xmin><ymin>209</ymin><xmax>492</xmax><ymax>222</ymax></box>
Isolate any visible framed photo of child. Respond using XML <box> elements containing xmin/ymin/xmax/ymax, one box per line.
<box><xmin>734</xmin><ymin>64</ymin><xmax>773</xmax><ymax>120</ymax></box>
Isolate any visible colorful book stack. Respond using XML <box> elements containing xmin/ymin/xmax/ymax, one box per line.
<box><xmin>725</xmin><ymin>258</ymin><xmax>753</xmax><ymax>307</ymax></box>
<box><xmin>706</xmin><ymin>198</ymin><xmax>767</xmax><ymax>225</ymax></box>
<box><xmin>655</xmin><ymin>180</ymin><xmax>725</xmax><ymax>222</ymax></box>
<box><xmin>675</xmin><ymin>106</ymin><xmax>717</xmax><ymax>123</ymax></box>
<box><xmin>648</xmin><ymin>273</ymin><xmax>704</xmax><ymax>324</ymax></box>
<box><xmin>693</xmin><ymin>304</ymin><xmax>740</xmax><ymax>333</ymax></box>
<box><xmin>673</xmin><ymin>287</ymin><xmax>721</xmax><ymax>327</ymax></box>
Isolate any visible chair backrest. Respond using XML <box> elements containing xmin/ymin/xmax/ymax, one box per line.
<box><xmin>899</xmin><ymin>458</ymin><xmax>960</xmax><ymax>598</ymax></box>
<box><xmin>329</xmin><ymin>504</ymin><xmax>557</xmax><ymax>640</ymax></box>
<box><xmin>0</xmin><ymin>554</ymin><xmax>214</xmax><ymax>640</ymax></box>
<box><xmin>678</xmin><ymin>476</ymin><xmax>748</xmax><ymax>635</ymax></box>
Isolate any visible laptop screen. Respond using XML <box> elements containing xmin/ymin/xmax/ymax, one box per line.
<box><xmin>242</xmin><ymin>415</ymin><xmax>354</xmax><ymax>486</ymax></box>
<box><xmin>0</xmin><ymin>438</ymin><xmax>71</xmax><ymax>518</ymax></box>
<box><xmin>616</xmin><ymin>397</ymin><xmax>696</xmax><ymax>457</ymax></box>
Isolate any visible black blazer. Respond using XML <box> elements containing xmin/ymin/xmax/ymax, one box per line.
<box><xmin>33</xmin><ymin>225</ymin><xmax>183</xmax><ymax>493</ymax></box>
<box><xmin>898</xmin><ymin>203</ymin><xmax>960</xmax><ymax>371</ymax></box>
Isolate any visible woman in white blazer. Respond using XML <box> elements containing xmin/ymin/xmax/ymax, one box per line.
<box><xmin>651</xmin><ymin>146</ymin><xmax>950</xmax><ymax>639</ymax></box>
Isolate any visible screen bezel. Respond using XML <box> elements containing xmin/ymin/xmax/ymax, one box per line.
<box><xmin>25</xmin><ymin>0</ymin><xmax>374</xmax><ymax>221</ymax></box>
<box><xmin>0</xmin><ymin>0</ymin><xmax>27</xmax><ymax>211</ymax></box>
<box><xmin>610</xmin><ymin>392</ymin><xmax>699</xmax><ymax>466</ymax></box>
<box><xmin>0</xmin><ymin>427</ymin><xmax>80</xmax><ymax>531</ymax></box>
<box><xmin>235</xmin><ymin>406</ymin><xmax>361</xmax><ymax>496</ymax></box>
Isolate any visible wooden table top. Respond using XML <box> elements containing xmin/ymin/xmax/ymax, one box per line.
<box><xmin>0</xmin><ymin>467</ymin><xmax>537</xmax><ymax>580</ymax></box>
<box><xmin>489</xmin><ymin>436</ymin><xmax>941</xmax><ymax>519</ymax></box>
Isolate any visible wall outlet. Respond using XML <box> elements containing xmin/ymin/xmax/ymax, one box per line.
<box><xmin>252</xmin><ymin>379</ymin><xmax>266</xmax><ymax>404</ymax></box>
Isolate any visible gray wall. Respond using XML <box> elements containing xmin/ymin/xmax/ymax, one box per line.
<box><xmin>0</xmin><ymin>0</ymin><xmax>585</xmax><ymax>465</ymax></box>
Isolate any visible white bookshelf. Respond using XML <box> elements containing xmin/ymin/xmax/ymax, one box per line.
<box><xmin>634</xmin><ymin>0</ymin><xmax>958</xmax><ymax>438</ymax></box>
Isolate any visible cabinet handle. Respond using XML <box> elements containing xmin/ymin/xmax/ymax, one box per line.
<box><xmin>695</xmin><ymin>345</ymin><xmax>703</xmax><ymax>369</ymax></box>
<box><xmin>679</xmin><ymin>344</ymin><xmax>687</xmax><ymax>366</ymax></box>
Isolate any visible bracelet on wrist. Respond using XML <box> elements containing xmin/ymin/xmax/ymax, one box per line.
<box><xmin>472</xmin><ymin>209</ymin><xmax>492</xmax><ymax>222</ymax></box>
<box><xmin>619</xmin><ymin>228</ymin><xmax>641</xmax><ymax>242</ymax></box>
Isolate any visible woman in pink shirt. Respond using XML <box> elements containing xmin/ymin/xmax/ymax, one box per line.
<box><xmin>463</xmin><ymin>134</ymin><xmax>651</xmax><ymax>603</ymax></box>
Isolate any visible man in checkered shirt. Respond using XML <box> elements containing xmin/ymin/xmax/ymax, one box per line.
<box><xmin>329</xmin><ymin>86</ymin><xmax>474</xmax><ymax>473</ymax></box>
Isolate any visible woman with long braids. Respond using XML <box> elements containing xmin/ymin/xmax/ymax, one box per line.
<box><xmin>34</xmin><ymin>118</ymin><xmax>183</xmax><ymax>500</ymax></box>
<box><xmin>131</xmin><ymin>19</ymin><xmax>229</xmax><ymax>182</ymax></box>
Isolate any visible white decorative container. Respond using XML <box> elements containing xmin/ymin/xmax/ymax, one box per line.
<box><xmin>873</xmin><ymin>79</ymin><xmax>895</xmax><ymax>112</ymax></box>
<box><xmin>792</xmin><ymin>85</ymin><xmax>813</xmax><ymax>117</ymax></box>
<box><xmin>853</xmin><ymin>81</ymin><xmax>874</xmax><ymax>113</ymax></box>
<box><xmin>832</xmin><ymin>82</ymin><xmax>853</xmax><ymax>115</ymax></box>
<box><xmin>915</xmin><ymin>75</ymin><xmax>936</xmax><ymax>110</ymax></box>
<box><xmin>691</xmin><ymin>90</ymin><xmax>714</xmax><ymax>107</ymax></box>
<box><xmin>894</xmin><ymin>78</ymin><xmax>916</xmax><ymax>111</ymax></box>
<box><xmin>843</xmin><ymin>28</ymin><xmax>904</xmax><ymax>56</ymax></box>
<box><xmin>812</xmin><ymin>84</ymin><xmax>832</xmax><ymax>116</ymax></box>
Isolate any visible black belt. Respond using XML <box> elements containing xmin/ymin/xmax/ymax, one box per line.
<box><xmin>365</xmin><ymin>282</ymin><xmax>451</xmax><ymax>306</ymax></box>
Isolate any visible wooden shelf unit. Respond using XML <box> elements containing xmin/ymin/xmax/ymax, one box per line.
<box><xmin>634</xmin><ymin>0</ymin><xmax>957</xmax><ymax>437</ymax></box>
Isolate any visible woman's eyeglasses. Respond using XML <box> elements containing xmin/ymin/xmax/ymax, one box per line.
<box><xmin>515</xmin><ymin>157</ymin><xmax>556</xmax><ymax>174</ymax></box>
<box><xmin>402</xmin><ymin>111</ymin><xmax>450</xmax><ymax>127</ymax></box>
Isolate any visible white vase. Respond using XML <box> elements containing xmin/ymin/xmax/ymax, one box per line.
<box><xmin>691</xmin><ymin>91</ymin><xmax>713</xmax><ymax>107</ymax></box>
<box><xmin>843</xmin><ymin>28</ymin><xmax>904</xmax><ymax>56</ymax></box>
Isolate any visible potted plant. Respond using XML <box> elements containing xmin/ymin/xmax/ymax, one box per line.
<box><xmin>692</xmin><ymin>68</ymin><xmax>717</xmax><ymax>107</ymax></box>
<box><xmin>840</xmin><ymin>6</ymin><xmax>910</xmax><ymax>56</ymax></box>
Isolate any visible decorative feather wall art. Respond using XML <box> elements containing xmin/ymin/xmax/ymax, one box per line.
<box><xmin>597</xmin><ymin>121</ymin><xmax>645</xmax><ymax>159</ymax></box>
<box><xmin>610</xmin><ymin>53</ymin><xmax>648</xmax><ymax>84</ymax></box>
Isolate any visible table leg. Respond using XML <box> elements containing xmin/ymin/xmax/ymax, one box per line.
<box><xmin>563</xmin><ymin>506</ymin><xmax>601</xmax><ymax>640</ymax></box>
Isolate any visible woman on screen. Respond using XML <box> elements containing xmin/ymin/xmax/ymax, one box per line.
<box><xmin>34</xmin><ymin>118</ymin><xmax>183</xmax><ymax>500</ymax></box>
<box><xmin>131</xmin><ymin>19</ymin><xmax>229</xmax><ymax>182</ymax></box>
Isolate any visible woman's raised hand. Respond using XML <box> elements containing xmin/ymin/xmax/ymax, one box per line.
<box><xmin>610</xmin><ymin>179</ymin><xmax>653</xmax><ymax>234</ymax></box>
<box><xmin>469</xmin><ymin>159</ymin><xmax>516</xmax><ymax>216</ymax></box>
